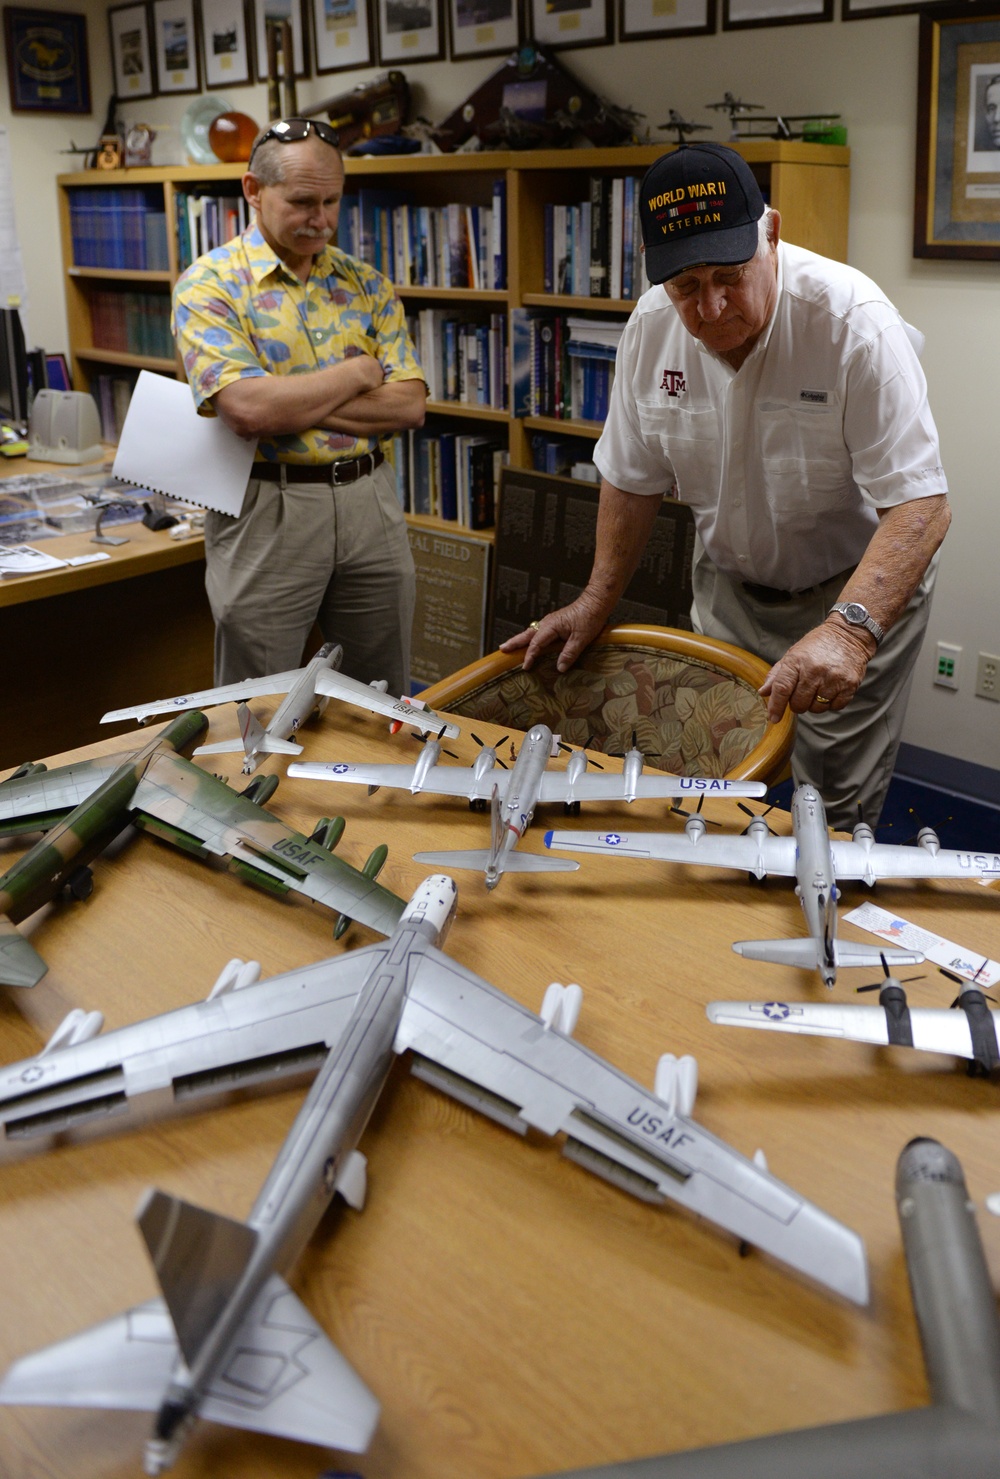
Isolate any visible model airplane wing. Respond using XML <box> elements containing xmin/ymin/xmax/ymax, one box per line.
<box><xmin>289</xmin><ymin>759</ymin><xmax>499</xmax><ymax>802</ymax></box>
<box><xmin>0</xmin><ymin>1277</ymin><xmax>378</xmax><ymax>1450</ymax></box>
<box><xmin>707</xmin><ymin>997</ymin><xmax>995</xmax><ymax>1060</ymax></box>
<box><xmin>395</xmin><ymin>949</ymin><xmax>868</xmax><ymax>1304</ymax></box>
<box><xmin>829</xmin><ymin>839</ymin><xmax>1000</xmax><ymax>882</ymax></box>
<box><xmin>312</xmin><ymin>671</ymin><xmax>460</xmax><ymax>738</ymax></box>
<box><xmin>0</xmin><ymin>757</ymin><xmax>123</xmax><ymax>835</ymax></box>
<box><xmin>101</xmin><ymin>672</ymin><xmax>308</xmax><ymax>724</ymax></box>
<box><xmin>544</xmin><ymin>828</ymin><xmax>799</xmax><ymax>875</ymax></box>
<box><xmin>536</xmin><ymin>775</ymin><xmax>767</xmax><ymax>803</ymax></box>
<box><xmin>130</xmin><ymin>750</ymin><xmax>405</xmax><ymax>937</ymax></box>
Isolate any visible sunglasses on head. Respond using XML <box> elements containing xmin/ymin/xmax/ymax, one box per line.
<box><xmin>248</xmin><ymin>117</ymin><xmax>340</xmax><ymax>167</ymax></box>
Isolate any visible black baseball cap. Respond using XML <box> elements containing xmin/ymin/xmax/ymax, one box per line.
<box><xmin>639</xmin><ymin>144</ymin><xmax>765</xmax><ymax>284</ymax></box>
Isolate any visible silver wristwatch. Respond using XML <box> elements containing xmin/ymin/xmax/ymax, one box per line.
<box><xmin>829</xmin><ymin>601</ymin><xmax>885</xmax><ymax>647</ymax></box>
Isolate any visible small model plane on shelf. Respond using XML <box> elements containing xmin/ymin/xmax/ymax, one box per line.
<box><xmin>545</xmin><ymin>783</ymin><xmax>1000</xmax><ymax>987</ymax></box>
<box><xmin>0</xmin><ymin>711</ymin><xmax>403</xmax><ymax>988</ymax></box>
<box><xmin>709</xmin><ymin>959</ymin><xmax>1000</xmax><ymax>1077</ymax></box>
<box><xmin>658</xmin><ymin>109</ymin><xmax>712</xmax><ymax>145</ymax></box>
<box><xmin>101</xmin><ymin>641</ymin><xmax>460</xmax><ymax>774</ymax></box>
<box><xmin>289</xmin><ymin>724</ymin><xmax>767</xmax><ymax>891</ymax></box>
<box><xmin>0</xmin><ymin>874</ymin><xmax>867</xmax><ymax>1474</ymax></box>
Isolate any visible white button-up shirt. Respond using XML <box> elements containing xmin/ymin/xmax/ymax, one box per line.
<box><xmin>593</xmin><ymin>242</ymin><xmax>947</xmax><ymax>591</ymax></box>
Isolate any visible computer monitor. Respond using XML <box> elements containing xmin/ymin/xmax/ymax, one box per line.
<box><xmin>0</xmin><ymin>307</ymin><xmax>30</xmax><ymax>427</ymax></box>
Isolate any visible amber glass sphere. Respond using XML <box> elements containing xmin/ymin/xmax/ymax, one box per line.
<box><xmin>208</xmin><ymin>111</ymin><xmax>259</xmax><ymax>163</ymax></box>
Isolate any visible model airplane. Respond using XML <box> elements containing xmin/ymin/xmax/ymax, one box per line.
<box><xmin>0</xmin><ymin>710</ymin><xmax>403</xmax><ymax>988</ymax></box>
<box><xmin>658</xmin><ymin>110</ymin><xmax>712</xmax><ymax>144</ymax></box>
<box><xmin>533</xmin><ymin>1138</ymin><xmax>1000</xmax><ymax>1479</ymax></box>
<box><xmin>545</xmin><ymin>783</ymin><xmax>1000</xmax><ymax>987</ymax></box>
<box><xmin>709</xmin><ymin>960</ymin><xmax>1000</xmax><ymax>1076</ymax></box>
<box><xmin>0</xmin><ymin>874</ymin><xmax>867</xmax><ymax>1472</ymax></box>
<box><xmin>733</xmin><ymin>111</ymin><xmax>841</xmax><ymax>141</ymax></box>
<box><xmin>289</xmin><ymin>725</ymin><xmax>767</xmax><ymax>891</ymax></box>
<box><xmin>101</xmin><ymin>641</ymin><xmax>460</xmax><ymax>774</ymax></box>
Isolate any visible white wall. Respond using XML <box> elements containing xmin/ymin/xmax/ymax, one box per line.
<box><xmin>3</xmin><ymin>9</ymin><xmax>997</xmax><ymax>768</ymax></box>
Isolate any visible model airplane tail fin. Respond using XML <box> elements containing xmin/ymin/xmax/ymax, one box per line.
<box><xmin>0</xmin><ymin>916</ymin><xmax>47</xmax><ymax>987</ymax></box>
<box><xmin>194</xmin><ymin>703</ymin><xmax>302</xmax><ymax>760</ymax></box>
<box><xmin>490</xmin><ymin>783</ymin><xmax>503</xmax><ymax>858</ymax></box>
<box><xmin>137</xmin><ymin>1188</ymin><xmax>257</xmax><ymax>1368</ymax></box>
<box><xmin>0</xmin><ymin>1278</ymin><xmax>379</xmax><ymax>1451</ymax></box>
<box><xmin>412</xmin><ymin>848</ymin><xmax>579</xmax><ymax>874</ymax></box>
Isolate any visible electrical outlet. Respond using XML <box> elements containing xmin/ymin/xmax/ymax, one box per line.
<box><xmin>934</xmin><ymin>641</ymin><xmax>961</xmax><ymax>690</ymax></box>
<box><xmin>976</xmin><ymin>652</ymin><xmax>1000</xmax><ymax>701</ymax></box>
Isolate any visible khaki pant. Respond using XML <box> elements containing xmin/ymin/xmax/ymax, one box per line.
<box><xmin>691</xmin><ymin>539</ymin><xmax>938</xmax><ymax>830</ymax></box>
<box><xmin>204</xmin><ymin>460</ymin><xmax>415</xmax><ymax>696</ymax></box>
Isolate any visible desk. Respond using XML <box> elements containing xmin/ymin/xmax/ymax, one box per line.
<box><xmin>0</xmin><ymin>453</ymin><xmax>212</xmax><ymax>768</ymax></box>
<box><xmin>1</xmin><ymin>709</ymin><xmax>1000</xmax><ymax>1479</ymax></box>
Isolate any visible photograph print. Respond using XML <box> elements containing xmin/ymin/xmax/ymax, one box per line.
<box><xmin>310</xmin><ymin>0</ymin><xmax>373</xmax><ymax>71</ymax></box>
<box><xmin>108</xmin><ymin>1</ymin><xmax>155</xmax><ymax>96</ymax></box>
<box><xmin>199</xmin><ymin>0</ymin><xmax>253</xmax><ymax>86</ymax></box>
<box><xmin>254</xmin><ymin>0</ymin><xmax>308</xmax><ymax>76</ymax></box>
<box><xmin>152</xmin><ymin>0</ymin><xmax>199</xmax><ymax>90</ymax></box>
<box><xmin>376</xmin><ymin>0</ymin><xmax>443</xmax><ymax>63</ymax></box>
<box><xmin>528</xmin><ymin>0</ymin><xmax>610</xmax><ymax>51</ymax></box>
<box><xmin>448</xmin><ymin>0</ymin><xmax>518</xmax><ymax>59</ymax></box>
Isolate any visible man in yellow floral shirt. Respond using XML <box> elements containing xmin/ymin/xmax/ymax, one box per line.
<box><xmin>172</xmin><ymin>117</ymin><xmax>427</xmax><ymax>694</ymax></box>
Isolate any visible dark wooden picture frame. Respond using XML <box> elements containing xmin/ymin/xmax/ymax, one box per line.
<box><xmin>722</xmin><ymin>0</ymin><xmax>831</xmax><ymax>29</ymax></box>
<box><xmin>447</xmin><ymin>0</ymin><xmax>518</xmax><ymax>59</ymax></box>
<box><xmin>3</xmin><ymin>6</ymin><xmax>90</xmax><ymax>114</ymax></box>
<box><xmin>620</xmin><ymin>0</ymin><xmax>715</xmax><ymax>41</ymax></box>
<box><xmin>375</xmin><ymin>0</ymin><xmax>444</xmax><ymax>63</ymax></box>
<box><xmin>152</xmin><ymin>0</ymin><xmax>200</xmax><ymax>92</ymax></box>
<box><xmin>529</xmin><ymin>0</ymin><xmax>611</xmax><ymax>50</ymax></box>
<box><xmin>198</xmin><ymin>0</ymin><xmax>254</xmax><ymax>85</ymax></box>
<box><xmin>108</xmin><ymin>0</ymin><xmax>156</xmax><ymax>99</ymax></box>
<box><xmin>310</xmin><ymin>0</ymin><xmax>374</xmax><ymax>72</ymax></box>
<box><xmin>843</xmin><ymin>0</ymin><xmax>934</xmax><ymax>20</ymax></box>
<box><xmin>253</xmin><ymin>0</ymin><xmax>309</xmax><ymax>79</ymax></box>
<box><xmin>915</xmin><ymin>2</ymin><xmax>1000</xmax><ymax>259</ymax></box>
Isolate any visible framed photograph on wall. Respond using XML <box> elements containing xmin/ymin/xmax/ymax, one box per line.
<box><xmin>529</xmin><ymin>0</ymin><xmax>611</xmax><ymax>49</ymax></box>
<box><xmin>620</xmin><ymin>0</ymin><xmax>715</xmax><ymax>41</ymax></box>
<box><xmin>198</xmin><ymin>0</ymin><xmax>253</xmax><ymax>84</ymax></box>
<box><xmin>2</xmin><ymin>6</ymin><xmax>91</xmax><ymax>113</ymax></box>
<box><xmin>152</xmin><ymin>0</ymin><xmax>199</xmax><ymax>90</ymax></box>
<box><xmin>253</xmin><ymin>0</ymin><xmax>308</xmax><ymax>78</ymax></box>
<box><xmin>916</xmin><ymin>2</ymin><xmax>1000</xmax><ymax>259</ymax></box>
<box><xmin>722</xmin><ymin>0</ymin><xmax>830</xmax><ymax>28</ymax></box>
<box><xmin>843</xmin><ymin>0</ymin><xmax>934</xmax><ymax>18</ymax></box>
<box><xmin>108</xmin><ymin>1</ymin><xmax>156</xmax><ymax>97</ymax></box>
<box><xmin>310</xmin><ymin>0</ymin><xmax>373</xmax><ymax>71</ymax></box>
<box><xmin>448</xmin><ymin>0</ymin><xmax>518</xmax><ymax>60</ymax></box>
<box><xmin>375</xmin><ymin>0</ymin><xmax>443</xmax><ymax>62</ymax></box>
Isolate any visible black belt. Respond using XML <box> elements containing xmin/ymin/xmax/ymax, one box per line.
<box><xmin>252</xmin><ymin>448</ymin><xmax>384</xmax><ymax>485</ymax></box>
<box><xmin>741</xmin><ymin>578</ymin><xmax>827</xmax><ymax>605</ymax></box>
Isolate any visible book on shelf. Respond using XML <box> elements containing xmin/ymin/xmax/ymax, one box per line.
<box><xmin>89</xmin><ymin>289</ymin><xmax>174</xmax><ymax>360</ymax></box>
<box><xmin>339</xmin><ymin>182</ymin><xmax>505</xmax><ymax>291</ymax></box>
<box><xmin>400</xmin><ymin>427</ymin><xmax>503</xmax><ymax>529</ymax></box>
<box><xmin>68</xmin><ymin>187</ymin><xmax>169</xmax><ymax>271</ymax></box>
<box><xmin>174</xmin><ymin>190</ymin><xmax>249</xmax><ymax>271</ymax></box>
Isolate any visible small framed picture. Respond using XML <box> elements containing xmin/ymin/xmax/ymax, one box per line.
<box><xmin>3</xmin><ymin>6</ymin><xmax>90</xmax><ymax>113</ymax></box>
<box><xmin>375</xmin><ymin>0</ymin><xmax>444</xmax><ymax>64</ymax></box>
<box><xmin>529</xmin><ymin>0</ymin><xmax>611</xmax><ymax>51</ymax></box>
<box><xmin>620</xmin><ymin>0</ymin><xmax>715</xmax><ymax>40</ymax></box>
<box><xmin>198</xmin><ymin>0</ymin><xmax>253</xmax><ymax>86</ymax></box>
<box><xmin>843</xmin><ymin>0</ymin><xmax>934</xmax><ymax>16</ymax></box>
<box><xmin>722</xmin><ymin>0</ymin><xmax>830</xmax><ymax>27</ymax></box>
<box><xmin>310</xmin><ymin>0</ymin><xmax>373</xmax><ymax>71</ymax></box>
<box><xmin>253</xmin><ymin>0</ymin><xmax>308</xmax><ymax>77</ymax></box>
<box><xmin>108</xmin><ymin>1</ymin><xmax>156</xmax><ymax>97</ymax></box>
<box><xmin>45</xmin><ymin>353</ymin><xmax>71</xmax><ymax>391</ymax></box>
<box><xmin>448</xmin><ymin>0</ymin><xmax>518</xmax><ymax>59</ymax></box>
<box><xmin>152</xmin><ymin>0</ymin><xmax>199</xmax><ymax>90</ymax></box>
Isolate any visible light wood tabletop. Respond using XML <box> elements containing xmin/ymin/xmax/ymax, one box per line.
<box><xmin>1</xmin><ymin>706</ymin><xmax>999</xmax><ymax>1479</ymax></box>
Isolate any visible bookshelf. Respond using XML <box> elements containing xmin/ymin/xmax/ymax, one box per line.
<box><xmin>56</xmin><ymin>141</ymin><xmax>850</xmax><ymax>516</ymax></box>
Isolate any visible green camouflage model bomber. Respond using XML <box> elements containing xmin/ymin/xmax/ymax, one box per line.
<box><xmin>0</xmin><ymin>711</ymin><xmax>405</xmax><ymax>989</ymax></box>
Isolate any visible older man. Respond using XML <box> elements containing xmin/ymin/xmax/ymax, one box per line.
<box><xmin>503</xmin><ymin>143</ymin><xmax>950</xmax><ymax>829</ymax></box>
<box><xmin>173</xmin><ymin>117</ymin><xmax>426</xmax><ymax>695</ymax></box>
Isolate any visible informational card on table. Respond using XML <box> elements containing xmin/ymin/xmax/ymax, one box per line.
<box><xmin>844</xmin><ymin>901</ymin><xmax>1000</xmax><ymax>986</ymax></box>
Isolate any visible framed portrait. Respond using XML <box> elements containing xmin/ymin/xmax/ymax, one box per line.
<box><xmin>448</xmin><ymin>0</ymin><xmax>518</xmax><ymax>59</ymax></box>
<box><xmin>3</xmin><ymin>6</ymin><xmax>90</xmax><ymax>113</ymax></box>
<box><xmin>620</xmin><ymin>0</ymin><xmax>715</xmax><ymax>40</ymax></box>
<box><xmin>152</xmin><ymin>0</ymin><xmax>199</xmax><ymax>90</ymax></box>
<box><xmin>198</xmin><ymin>0</ymin><xmax>253</xmax><ymax>85</ymax></box>
<box><xmin>376</xmin><ymin>0</ymin><xmax>443</xmax><ymax>61</ymax></box>
<box><xmin>529</xmin><ymin>0</ymin><xmax>610</xmax><ymax>47</ymax></box>
<box><xmin>916</xmin><ymin>3</ymin><xmax>1000</xmax><ymax>259</ymax></box>
<box><xmin>253</xmin><ymin>0</ymin><xmax>308</xmax><ymax>77</ymax></box>
<box><xmin>310</xmin><ymin>0</ymin><xmax>373</xmax><ymax>71</ymax></box>
<box><xmin>108</xmin><ymin>1</ymin><xmax>156</xmax><ymax>98</ymax></box>
<box><xmin>722</xmin><ymin>0</ymin><xmax>830</xmax><ymax>28</ymax></box>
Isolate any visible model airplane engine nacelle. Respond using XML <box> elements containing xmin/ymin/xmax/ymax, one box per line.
<box><xmin>41</xmin><ymin>1008</ymin><xmax>105</xmax><ymax>1055</ymax></box>
<box><xmin>852</xmin><ymin>820</ymin><xmax>875</xmax><ymax>849</ymax></box>
<box><xmin>411</xmin><ymin>739</ymin><xmax>441</xmax><ymax>789</ymax></box>
<box><xmin>540</xmin><ymin>982</ymin><xmax>583</xmax><ymax>1036</ymax></box>
<box><xmin>207</xmin><ymin>957</ymin><xmax>262</xmax><ymax>1000</ymax></box>
<box><xmin>654</xmin><ymin>1053</ymin><xmax>698</xmax><ymax>1117</ymax></box>
<box><xmin>6</xmin><ymin>760</ymin><xmax>47</xmax><ymax>782</ymax></box>
<box><xmin>401</xmin><ymin>874</ymin><xmax>458</xmax><ymax>945</ymax></box>
<box><xmin>918</xmin><ymin>827</ymin><xmax>941</xmax><ymax>855</ymax></box>
<box><xmin>473</xmin><ymin>749</ymin><xmax>497</xmax><ymax>781</ymax></box>
<box><xmin>684</xmin><ymin>814</ymin><xmax>707</xmax><ymax>842</ymax></box>
<box><xmin>362</xmin><ymin>843</ymin><xmax>388</xmax><ymax>881</ymax></box>
<box><xmin>564</xmin><ymin>752</ymin><xmax>588</xmax><ymax>785</ymax></box>
<box><xmin>745</xmin><ymin>817</ymin><xmax>770</xmax><ymax>842</ymax></box>
<box><xmin>369</xmin><ymin>679</ymin><xmax>389</xmax><ymax>693</ymax></box>
<box><xmin>240</xmin><ymin>772</ymin><xmax>279</xmax><ymax>807</ymax></box>
<box><xmin>308</xmin><ymin>815</ymin><xmax>346</xmax><ymax>852</ymax></box>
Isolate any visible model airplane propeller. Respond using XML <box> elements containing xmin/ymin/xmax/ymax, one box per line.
<box><xmin>0</xmin><ymin>712</ymin><xmax>403</xmax><ymax>987</ymax></box>
<box><xmin>289</xmin><ymin>724</ymin><xmax>767</xmax><ymax>891</ymax></box>
<box><xmin>547</xmin><ymin>783</ymin><xmax>1000</xmax><ymax>987</ymax></box>
<box><xmin>101</xmin><ymin>641</ymin><xmax>460</xmax><ymax>774</ymax></box>
<box><xmin>0</xmin><ymin>875</ymin><xmax>867</xmax><ymax>1473</ymax></box>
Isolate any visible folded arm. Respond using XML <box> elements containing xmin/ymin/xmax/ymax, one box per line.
<box><xmin>211</xmin><ymin>356</ymin><xmax>386</xmax><ymax>440</ymax></box>
<box><xmin>319</xmin><ymin>378</ymin><xmax>427</xmax><ymax>436</ymax></box>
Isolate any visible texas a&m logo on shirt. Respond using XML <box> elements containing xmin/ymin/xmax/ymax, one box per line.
<box><xmin>660</xmin><ymin>370</ymin><xmax>687</xmax><ymax>396</ymax></box>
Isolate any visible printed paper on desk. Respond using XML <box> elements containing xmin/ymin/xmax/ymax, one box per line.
<box><xmin>112</xmin><ymin>371</ymin><xmax>258</xmax><ymax>517</ymax></box>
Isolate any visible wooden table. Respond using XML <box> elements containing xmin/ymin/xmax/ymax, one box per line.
<box><xmin>1</xmin><ymin>707</ymin><xmax>1000</xmax><ymax>1479</ymax></box>
<box><xmin>0</xmin><ymin>452</ymin><xmax>212</xmax><ymax>768</ymax></box>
